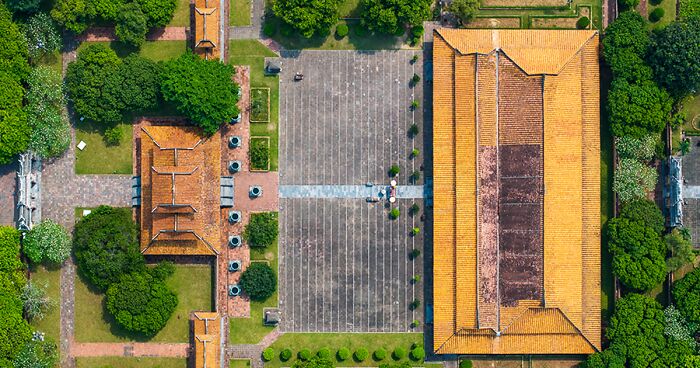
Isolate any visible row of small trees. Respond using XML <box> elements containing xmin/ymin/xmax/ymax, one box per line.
<box><xmin>263</xmin><ymin>344</ymin><xmax>425</xmax><ymax>363</ymax></box>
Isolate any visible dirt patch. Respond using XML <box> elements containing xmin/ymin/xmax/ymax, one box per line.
<box><xmin>465</xmin><ymin>17</ymin><xmax>521</xmax><ymax>28</ymax></box>
<box><xmin>481</xmin><ymin>0</ymin><xmax>567</xmax><ymax>7</ymax></box>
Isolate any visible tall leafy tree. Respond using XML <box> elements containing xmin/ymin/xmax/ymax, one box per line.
<box><xmin>0</xmin><ymin>109</ymin><xmax>30</xmax><ymax>165</ymax></box>
<box><xmin>115</xmin><ymin>2</ymin><xmax>148</xmax><ymax>48</ymax></box>
<box><xmin>0</xmin><ymin>3</ymin><xmax>30</xmax><ymax>81</ymax></box>
<box><xmin>648</xmin><ymin>16</ymin><xmax>700</xmax><ymax>96</ymax></box>
<box><xmin>135</xmin><ymin>0</ymin><xmax>177</xmax><ymax>28</ymax></box>
<box><xmin>607</xmin><ymin>217</ymin><xmax>666</xmax><ymax>291</ymax></box>
<box><xmin>161</xmin><ymin>52</ymin><xmax>239</xmax><ymax>135</ymax></box>
<box><xmin>448</xmin><ymin>0</ymin><xmax>479</xmax><ymax>25</ymax></box>
<box><xmin>23</xmin><ymin>13</ymin><xmax>63</xmax><ymax>62</ymax></box>
<box><xmin>51</xmin><ymin>0</ymin><xmax>91</xmax><ymax>34</ymax></box>
<box><xmin>26</xmin><ymin>66</ymin><xmax>70</xmax><ymax>159</ymax></box>
<box><xmin>608</xmin><ymin>79</ymin><xmax>672</xmax><ymax>138</ymax></box>
<box><xmin>619</xmin><ymin>199</ymin><xmax>665</xmax><ymax>234</ymax></box>
<box><xmin>23</xmin><ymin>219</ymin><xmax>71</xmax><ymax>265</ymax></box>
<box><xmin>672</xmin><ymin>267</ymin><xmax>700</xmax><ymax>325</ymax></box>
<box><xmin>664</xmin><ymin>229</ymin><xmax>695</xmax><ymax>272</ymax></box>
<box><xmin>272</xmin><ymin>0</ymin><xmax>340</xmax><ymax>38</ymax></box>
<box><xmin>361</xmin><ymin>0</ymin><xmax>432</xmax><ymax>35</ymax></box>
<box><xmin>602</xmin><ymin>11</ymin><xmax>652</xmax><ymax>83</ymax></box>
<box><xmin>104</xmin><ymin>55</ymin><xmax>162</xmax><ymax>113</ymax></box>
<box><xmin>5</xmin><ymin>0</ymin><xmax>42</xmax><ymax>14</ymax></box>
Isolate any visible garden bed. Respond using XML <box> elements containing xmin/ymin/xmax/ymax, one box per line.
<box><xmin>250</xmin><ymin>136</ymin><xmax>271</xmax><ymax>171</ymax></box>
<box><xmin>251</xmin><ymin>88</ymin><xmax>271</xmax><ymax>122</ymax></box>
<box><xmin>465</xmin><ymin>16</ymin><xmax>522</xmax><ymax>28</ymax></box>
<box><xmin>531</xmin><ymin>6</ymin><xmax>590</xmax><ymax>28</ymax></box>
<box><xmin>481</xmin><ymin>0</ymin><xmax>568</xmax><ymax>8</ymax></box>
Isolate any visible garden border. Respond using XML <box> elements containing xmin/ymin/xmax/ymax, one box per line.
<box><xmin>250</xmin><ymin>87</ymin><xmax>271</xmax><ymax>123</ymax></box>
<box><xmin>249</xmin><ymin>136</ymin><xmax>271</xmax><ymax>172</ymax></box>
<box><xmin>529</xmin><ymin>5</ymin><xmax>592</xmax><ymax>28</ymax></box>
<box><xmin>467</xmin><ymin>15</ymin><xmax>524</xmax><ymax>28</ymax></box>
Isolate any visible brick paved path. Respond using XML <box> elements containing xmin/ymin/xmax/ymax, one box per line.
<box><xmin>71</xmin><ymin>342</ymin><xmax>189</xmax><ymax>357</ymax></box>
<box><xmin>77</xmin><ymin>26</ymin><xmax>188</xmax><ymax>42</ymax></box>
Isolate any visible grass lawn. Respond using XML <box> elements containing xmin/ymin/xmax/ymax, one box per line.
<box><xmin>168</xmin><ymin>0</ymin><xmax>191</xmax><ymax>27</ymax></box>
<box><xmin>265</xmin><ymin>333</ymin><xmax>423</xmax><ymax>368</ymax></box>
<box><xmin>75</xmin><ymin>121</ymin><xmax>133</xmax><ymax>175</ymax></box>
<box><xmin>36</xmin><ymin>50</ymin><xmax>63</xmax><ymax>74</ymax></box>
<box><xmin>231</xmin><ymin>359</ymin><xmax>252</xmax><ymax>368</ymax></box>
<box><xmin>29</xmin><ymin>264</ymin><xmax>62</xmax><ymax>343</ymax></box>
<box><xmin>231</xmin><ymin>0</ymin><xmax>251</xmax><ymax>26</ymax></box>
<box><xmin>74</xmin><ymin>264</ymin><xmax>213</xmax><ymax>343</ymax></box>
<box><xmin>682</xmin><ymin>93</ymin><xmax>700</xmax><ymax>134</ymax></box>
<box><xmin>229</xmin><ymin>239</ymin><xmax>278</xmax><ymax>344</ymax></box>
<box><xmin>600</xmin><ymin>69</ymin><xmax>615</xmax><ymax>319</ymax></box>
<box><xmin>229</xmin><ymin>40</ymin><xmax>279</xmax><ymax>171</ymax></box>
<box><xmin>76</xmin><ymin>357</ymin><xmax>187</xmax><ymax>368</ymax></box>
<box><xmin>648</xmin><ymin>0</ymin><xmax>677</xmax><ymax>30</ymax></box>
<box><xmin>77</xmin><ymin>40</ymin><xmax>187</xmax><ymax>62</ymax></box>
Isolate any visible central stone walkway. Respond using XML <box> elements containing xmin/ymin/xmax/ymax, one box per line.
<box><xmin>279</xmin><ymin>185</ymin><xmax>425</xmax><ymax>199</ymax></box>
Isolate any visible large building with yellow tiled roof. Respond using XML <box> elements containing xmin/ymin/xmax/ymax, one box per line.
<box><xmin>432</xmin><ymin>28</ymin><xmax>601</xmax><ymax>355</ymax></box>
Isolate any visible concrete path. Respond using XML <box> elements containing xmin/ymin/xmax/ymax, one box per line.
<box><xmin>71</xmin><ymin>342</ymin><xmax>189</xmax><ymax>357</ymax></box>
<box><xmin>227</xmin><ymin>329</ymin><xmax>282</xmax><ymax>368</ymax></box>
<box><xmin>77</xmin><ymin>26</ymin><xmax>188</xmax><ymax>42</ymax></box>
<box><xmin>279</xmin><ymin>185</ymin><xmax>426</xmax><ymax>199</ymax></box>
<box><xmin>683</xmin><ymin>186</ymin><xmax>700</xmax><ymax>198</ymax></box>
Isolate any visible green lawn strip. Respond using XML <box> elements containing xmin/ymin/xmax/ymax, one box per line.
<box><xmin>76</xmin><ymin>357</ymin><xmax>187</xmax><ymax>368</ymax></box>
<box><xmin>75</xmin><ymin>121</ymin><xmax>133</xmax><ymax>175</ymax></box>
<box><xmin>229</xmin><ymin>40</ymin><xmax>279</xmax><ymax>171</ymax></box>
<box><xmin>231</xmin><ymin>359</ymin><xmax>252</xmax><ymax>368</ymax></box>
<box><xmin>423</xmin><ymin>364</ymin><xmax>444</xmax><ymax>368</ymax></box>
<box><xmin>682</xmin><ymin>93</ymin><xmax>700</xmax><ymax>133</ymax></box>
<box><xmin>231</xmin><ymin>0</ymin><xmax>252</xmax><ymax>26</ymax></box>
<box><xmin>229</xmin><ymin>239</ymin><xmax>278</xmax><ymax>344</ymax></box>
<box><xmin>648</xmin><ymin>0</ymin><xmax>677</xmax><ymax>30</ymax></box>
<box><xmin>168</xmin><ymin>0</ymin><xmax>191</xmax><ymax>27</ymax></box>
<box><xmin>29</xmin><ymin>265</ymin><xmax>61</xmax><ymax>344</ymax></box>
<box><xmin>600</xmin><ymin>69</ymin><xmax>615</xmax><ymax>319</ymax></box>
<box><xmin>74</xmin><ymin>264</ymin><xmax>213</xmax><ymax>343</ymax></box>
<box><xmin>77</xmin><ymin>40</ymin><xmax>187</xmax><ymax>61</ymax></box>
<box><xmin>265</xmin><ymin>333</ymin><xmax>424</xmax><ymax>368</ymax></box>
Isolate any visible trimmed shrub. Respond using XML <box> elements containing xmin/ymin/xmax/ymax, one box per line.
<box><xmin>22</xmin><ymin>220</ymin><xmax>71</xmax><ymax>265</ymax></box>
<box><xmin>243</xmin><ymin>212</ymin><xmax>278</xmax><ymax>247</ymax></box>
<box><xmin>410</xmin><ymin>203</ymin><xmax>420</xmax><ymax>215</ymax></box>
<box><xmin>392</xmin><ymin>347</ymin><xmax>407</xmax><ymax>360</ymax></box>
<box><xmin>411</xmin><ymin>148</ymin><xmax>419</xmax><ymax>157</ymax></box>
<box><xmin>354</xmin><ymin>348</ymin><xmax>369</xmax><ymax>362</ymax></box>
<box><xmin>389</xmin><ymin>208</ymin><xmax>400</xmax><ymax>220</ymax></box>
<box><xmin>262</xmin><ymin>348</ymin><xmax>275</xmax><ymax>361</ymax></box>
<box><xmin>337</xmin><ymin>348</ymin><xmax>351</xmax><ymax>361</ymax></box>
<box><xmin>389</xmin><ymin>165</ymin><xmax>400</xmax><ymax>177</ymax></box>
<box><xmin>409</xmin><ymin>299</ymin><xmax>421</xmax><ymax>310</ymax></box>
<box><xmin>250</xmin><ymin>138</ymin><xmax>270</xmax><ymax>170</ymax></box>
<box><xmin>409</xmin><ymin>248</ymin><xmax>420</xmax><ymax>259</ymax></box>
<box><xmin>650</xmin><ymin>0</ymin><xmax>663</xmax><ymax>5</ymax></box>
<box><xmin>619</xmin><ymin>0</ymin><xmax>640</xmax><ymax>8</ymax></box>
<box><xmin>576</xmin><ymin>16</ymin><xmax>590</xmax><ymax>29</ymax></box>
<box><xmin>280</xmin><ymin>348</ymin><xmax>292</xmax><ymax>361</ymax></box>
<box><xmin>317</xmin><ymin>347</ymin><xmax>331</xmax><ymax>359</ymax></box>
<box><xmin>410</xmin><ymin>347</ymin><xmax>425</xmax><ymax>361</ymax></box>
<box><xmin>299</xmin><ymin>349</ymin><xmax>312</xmax><ymax>361</ymax></box>
<box><xmin>336</xmin><ymin>23</ymin><xmax>349</xmax><ymax>37</ymax></box>
<box><xmin>460</xmin><ymin>360</ymin><xmax>473</xmax><ymax>368</ymax></box>
<box><xmin>239</xmin><ymin>263</ymin><xmax>276</xmax><ymax>301</ymax></box>
<box><xmin>373</xmin><ymin>348</ymin><xmax>387</xmax><ymax>361</ymax></box>
<box><xmin>649</xmin><ymin>7</ymin><xmax>665</xmax><ymax>22</ymax></box>
<box><xmin>104</xmin><ymin>126</ymin><xmax>123</xmax><ymax>146</ymax></box>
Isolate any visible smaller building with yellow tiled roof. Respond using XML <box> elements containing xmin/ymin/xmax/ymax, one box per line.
<box><xmin>432</xmin><ymin>28</ymin><xmax>601</xmax><ymax>355</ymax></box>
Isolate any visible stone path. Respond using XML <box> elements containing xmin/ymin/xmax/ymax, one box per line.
<box><xmin>227</xmin><ymin>329</ymin><xmax>282</xmax><ymax>368</ymax></box>
<box><xmin>71</xmin><ymin>342</ymin><xmax>189</xmax><ymax>357</ymax></box>
<box><xmin>59</xmin><ymin>260</ymin><xmax>76</xmax><ymax>368</ymax></box>
<box><xmin>77</xmin><ymin>26</ymin><xmax>188</xmax><ymax>42</ymax></box>
<box><xmin>279</xmin><ymin>184</ymin><xmax>425</xmax><ymax>199</ymax></box>
<box><xmin>229</xmin><ymin>0</ymin><xmax>265</xmax><ymax>39</ymax></box>
<box><xmin>0</xmin><ymin>162</ymin><xmax>17</xmax><ymax>226</ymax></box>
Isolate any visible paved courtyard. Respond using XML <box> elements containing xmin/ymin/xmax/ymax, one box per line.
<box><xmin>278</xmin><ymin>50</ymin><xmax>425</xmax><ymax>332</ymax></box>
<box><xmin>681</xmin><ymin>137</ymin><xmax>700</xmax><ymax>248</ymax></box>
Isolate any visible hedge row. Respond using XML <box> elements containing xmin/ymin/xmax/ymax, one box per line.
<box><xmin>261</xmin><ymin>344</ymin><xmax>425</xmax><ymax>362</ymax></box>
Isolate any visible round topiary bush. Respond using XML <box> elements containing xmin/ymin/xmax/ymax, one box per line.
<box><xmin>392</xmin><ymin>347</ymin><xmax>407</xmax><ymax>360</ymax></box>
<box><xmin>650</xmin><ymin>8</ymin><xmax>665</xmax><ymax>22</ymax></box>
<box><xmin>317</xmin><ymin>347</ymin><xmax>331</xmax><ymax>359</ymax></box>
<box><xmin>619</xmin><ymin>0</ymin><xmax>640</xmax><ymax>8</ymax></box>
<box><xmin>390</xmin><ymin>208</ymin><xmax>400</xmax><ymax>220</ymax></box>
<box><xmin>337</xmin><ymin>347</ymin><xmax>351</xmax><ymax>361</ymax></box>
<box><xmin>373</xmin><ymin>348</ymin><xmax>387</xmax><ymax>361</ymax></box>
<box><xmin>243</xmin><ymin>212</ymin><xmax>278</xmax><ymax>247</ymax></box>
<box><xmin>240</xmin><ymin>263</ymin><xmax>277</xmax><ymax>301</ymax></box>
<box><xmin>336</xmin><ymin>23</ymin><xmax>349</xmax><ymax>38</ymax></box>
<box><xmin>576</xmin><ymin>16</ymin><xmax>590</xmax><ymax>29</ymax></box>
<box><xmin>262</xmin><ymin>347</ymin><xmax>275</xmax><ymax>361</ymax></box>
<box><xmin>263</xmin><ymin>22</ymin><xmax>276</xmax><ymax>37</ymax></box>
<box><xmin>299</xmin><ymin>349</ymin><xmax>312</xmax><ymax>361</ymax></box>
<box><xmin>410</xmin><ymin>346</ymin><xmax>425</xmax><ymax>361</ymax></box>
<box><xmin>354</xmin><ymin>348</ymin><xmax>369</xmax><ymax>362</ymax></box>
<box><xmin>459</xmin><ymin>360</ymin><xmax>473</xmax><ymax>368</ymax></box>
<box><xmin>280</xmin><ymin>348</ymin><xmax>292</xmax><ymax>361</ymax></box>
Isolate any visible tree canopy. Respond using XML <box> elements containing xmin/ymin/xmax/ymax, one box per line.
<box><xmin>105</xmin><ymin>55</ymin><xmax>162</xmax><ymax>113</ymax></box>
<box><xmin>608</xmin><ymin>79</ymin><xmax>672</xmax><ymax>138</ymax></box>
<box><xmin>0</xmin><ymin>3</ymin><xmax>30</xmax><ymax>82</ymax></box>
<box><xmin>612</xmin><ymin>158</ymin><xmax>658</xmax><ymax>204</ymax></box>
<box><xmin>448</xmin><ymin>0</ymin><xmax>479</xmax><ymax>25</ymax></box>
<box><xmin>6</xmin><ymin>0</ymin><xmax>42</xmax><ymax>14</ymax></box>
<box><xmin>361</xmin><ymin>0</ymin><xmax>432</xmax><ymax>35</ymax></box>
<box><xmin>12</xmin><ymin>338</ymin><xmax>59</xmax><ymax>368</ymax></box>
<box><xmin>73</xmin><ymin>206</ymin><xmax>144</xmax><ymax>291</ymax></box>
<box><xmin>240</xmin><ymin>263</ymin><xmax>277</xmax><ymax>301</ymax></box>
<box><xmin>619</xmin><ymin>199</ymin><xmax>665</xmax><ymax>234</ymax></box>
<box><xmin>115</xmin><ymin>2</ymin><xmax>148</xmax><ymax>48</ymax></box>
<box><xmin>0</xmin><ymin>226</ymin><xmax>31</xmax><ymax>365</ymax></box>
<box><xmin>135</xmin><ymin>0</ymin><xmax>177</xmax><ymax>27</ymax></box>
<box><xmin>243</xmin><ymin>212</ymin><xmax>279</xmax><ymax>247</ymax></box>
<box><xmin>648</xmin><ymin>16</ymin><xmax>700</xmax><ymax>97</ymax></box>
<box><xmin>605</xmin><ymin>294</ymin><xmax>666</xmax><ymax>367</ymax></box>
<box><xmin>23</xmin><ymin>220</ymin><xmax>71</xmax><ymax>265</ymax></box>
<box><xmin>161</xmin><ymin>52</ymin><xmax>240</xmax><ymax>135</ymax></box>
<box><xmin>272</xmin><ymin>0</ymin><xmax>339</xmax><ymax>38</ymax></box>
<box><xmin>23</xmin><ymin>12</ymin><xmax>63</xmax><ymax>61</ymax></box>
<box><xmin>664</xmin><ymin>229</ymin><xmax>695</xmax><ymax>272</ymax></box>
<box><xmin>603</xmin><ymin>11</ymin><xmax>650</xmax><ymax>63</ymax></box>
<box><xmin>672</xmin><ymin>267</ymin><xmax>700</xmax><ymax>325</ymax></box>
<box><xmin>105</xmin><ymin>271</ymin><xmax>178</xmax><ymax>336</ymax></box>
<box><xmin>607</xmin><ymin>217</ymin><xmax>666</xmax><ymax>291</ymax></box>
<box><xmin>26</xmin><ymin>66</ymin><xmax>71</xmax><ymax>159</ymax></box>
<box><xmin>0</xmin><ymin>109</ymin><xmax>30</xmax><ymax>165</ymax></box>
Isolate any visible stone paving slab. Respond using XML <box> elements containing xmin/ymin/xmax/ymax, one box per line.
<box><xmin>279</xmin><ymin>184</ymin><xmax>425</xmax><ymax>199</ymax></box>
<box><xmin>0</xmin><ymin>162</ymin><xmax>17</xmax><ymax>226</ymax></box>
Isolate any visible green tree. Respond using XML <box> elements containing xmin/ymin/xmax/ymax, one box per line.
<box><xmin>23</xmin><ymin>220</ymin><xmax>71</xmax><ymax>265</ymax></box>
<box><xmin>448</xmin><ymin>0</ymin><xmax>479</xmax><ymax>25</ymax></box>
<box><xmin>361</xmin><ymin>0</ymin><xmax>431</xmax><ymax>35</ymax></box>
<box><xmin>608</xmin><ymin>79</ymin><xmax>672</xmax><ymax>138</ymax></box>
<box><xmin>291</xmin><ymin>356</ymin><xmax>335</xmax><ymax>368</ymax></box>
<box><xmin>0</xmin><ymin>109</ymin><xmax>30</xmax><ymax>165</ymax></box>
<box><xmin>607</xmin><ymin>217</ymin><xmax>666</xmax><ymax>291</ymax></box>
<box><xmin>615</xmin><ymin>135</ymin><xmax>657</xmax><ymax>161</ymax></box>
<box><xmin>0</xmin><ymin>312</ymin><xmax>31</xmax><ymax>363</ymax></box>
<box><xmin>243</xmin><ymin>212</ymin><xmax>278</xmax><ymax>247</ymax></box>
<box><xmin>663</xmin><ymin>305</ymin><xmax>695</xmax><ymax>343</ymax></box>
<box><xmin>602</xmin><ymin>11</ymin><xmax>650</xmax><ymax>62</ymax></box>
<box><xmin>105</xmin><ymin>271</ymin><xmax>178</xmax><ymax>336</ymax></box>
<box><xmin>606</xmin><ymin>293</ymin><xmax>666</xmax><ymax>367</ymax></box>
<box><xmin>105</xmin><ymin>55</ymin><xmax>162</xmax><ymax>113</ymax></box>
<box><xmin>20</xmin><ymin>281</ymin><xmax>53</xmax><ymax>321</ymax></box>
<box><xmin>664</xmin><ymin>228</ymin><xmax>695</xmax><ymax>272</ymax></box>
<box><xmin>272</xmin><ymin>0</ymin><xmax>340</xmax><ymax>38</ymax></box>
<box><xmin>619</xmin><ymin>199</ymin><xmax>665</xmax><ymax>234</ymax></box>
<box><xmin>672</xmin><ymin>267</ymin><xmax>700</xmax><ymax>324</ymax></box>
<box><xmin>239</xmin><ymin>263</ymin><xmax>276</xmax><ymax>301</ymax></box>
<box><xmin>12</xmin><ymin>339</ymin><xmax>59</xmax><ymax>368</ymax></box>
<box><xmin>5</xmin><ymin>0</ymin><xmax>41</xmax><ymax>14</ymax></box>
<box><xmin>0</xmin><ymin>3</ymin><xmax>30</xmax><ymax>81</ymax></box>
<box><xmin>73</xmin><ymin>206</ymin><xmax>144</xmax><ymax>291</ymax></box>
<box><xmin>51</xmin><ymin>0</ymin><xmax>90</xmax><ymax>34</ymax></box>
<box><xmin>65</xmin><ymin>44</ymin><xmax>123</xmax><ymax>124</ymax></box>
<box><xmin>23</xmin><ymin>13</ymin><xmax>63</xmax><ymax>61</ymax></box>
<box><xmin>613</xmin><ymin>159</ymin><xmax>658</xmax><ymax>204</ymax></box>
<box><xmin>649</xmin><ymin>16</ymin><xmax>700</xmax><ymax>96</ymax></box>
<box><xmin>135</xmin><ymin>0</ymin><xmax>177</xmax><ymax>27</ymax></box>
<box><xmin>87</xmin><ymin>0</ymin><xmax>125</xmax><ymax>22</ymax></box>
<box><xmin>0</xmin><ymin>226</ymin><xmax>22</xmax><ymax>273</ymax></box>
<box><xmin>26</xmin><ymin>66</ymin><xmax>70</xmax><ymax>159</ymax></box>
<box><xmin>115</xmin><ymin>3</ymin><xmax>148</xmax><ymax>48</ymax></box>
<box><xmin>161</xmin><ymin>52</ymin><xmax>240</xmax><ymax>135</ymax></box>
<box><xmin>619</xmin><ymin>0</ymin><xmax>640</xmax><ymax>9</ymax></box>
<box><xmin>0</xmin><ymin>72</ymin><xmax>25</xmax><ymax>111</ymax></box>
